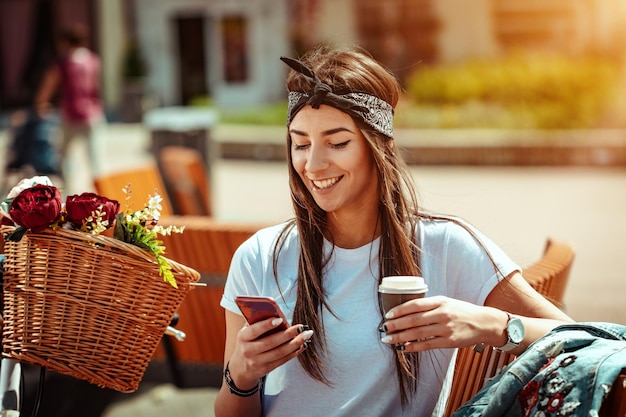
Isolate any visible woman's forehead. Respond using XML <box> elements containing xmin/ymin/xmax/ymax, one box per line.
<box><xmin>290</xmin><ymin>105</ymin><xmax>357</xmax><ymax>130</ymax></box>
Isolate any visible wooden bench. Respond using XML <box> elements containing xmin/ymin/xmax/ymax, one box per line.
<box><xmin>157</xmin><ymin>146</ymin><xmax>212</xmax><ymax>216</ymax></box>
<box><xmin>94</xmin><ymin>148</ymin><xmax>212</xmax><ymax>218</ymax></box>
<box><xmin>601</xmin><ymin>373</ymin><xmax>626</xmax><ymax>417</ymax></box>
<box><xmin>444</xmin><ymin>238</ymin><xmax>574</xmax><ymax>416</ymax></box>
<box><xmin>93</xmin><ymin>164</ymin><xmax>174</xmax><ymax>216</ymax></box>
<box><xmin>444</xmin><ymin>239</ymin><xmax>625</xmax><ymax>416</ymax></box>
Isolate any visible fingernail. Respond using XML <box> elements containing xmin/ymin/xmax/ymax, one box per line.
<box><xmin>395</xmin><ymin>344</ymin><xmax>406</xmax><ymax>351</ymax></box>
<box><xmin>271</xmin><ymin>318</ymin><xmax>283</xmax><ymax>326</ymax></box>
<box><xmin>303</xmin><ymin>340</ymin><xmax>312</xmax><ymax>350</ymax></box>
<box><xmin>301</xmin><ymin>330</ymin><xmax>314</xmax><ymax>341</ymax></box>
<box><xmin>385</xmin><ymin>311</ymin><xmax>394</xmax><ymax>319</ymax></box>
<box><xmin>381</xmin><ymin>335</ymin><xmax>393</xmax><ymax>344</ymax></box>
<box><xmin>298</xmin><ymin>325</ymin><xmax>310</xmax><ymax>334</ymax></box>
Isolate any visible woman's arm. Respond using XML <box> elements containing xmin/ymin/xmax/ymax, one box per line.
<box><xmin>214</xmin><ymin>309</ymin><xmax>314</xmax><ymax>417</ymax></box>
<box><xmin>35</xmin><ymin>65</ymin><xmax>60</xmax><ymax>115</ymax></box>
<box><xmin>481</xmin><ymin>271</ymin><xmax>574</xmax><ymax>355</ymax></box>
<box><xmin>214</xmin><ymin>311</ymin><xmax>263</xmax><ymax>417</ymax></box>
<box><xmin>380</xmin><ymin>272</ymin><xmax>573</xmax><ymax>354</ymax></box>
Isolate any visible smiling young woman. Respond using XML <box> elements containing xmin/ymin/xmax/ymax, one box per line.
<box><xmin>214</xmin><ymin>45</ymin><xmax>573</xmax><ymax>417</ymax></box>
<box><xmin>289</xmin><ymin>105</ymin><xmax>380</xmax><ymax>247</ymax></box>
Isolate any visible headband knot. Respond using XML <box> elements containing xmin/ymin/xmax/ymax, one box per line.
<box><xmin>281</xmin><ymin>56</ymin><xmax>394</xmax><ymax>138</ymax></box>
<box><xmin>310</xmin><ymin>83</ymin><xmax>332</xmax><ymax>108</ymax></box>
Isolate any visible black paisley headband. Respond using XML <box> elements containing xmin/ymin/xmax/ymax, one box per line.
<box><xmin>280</xmin><ymin>56</ymin><xmax>394</xmax><ymax>139</ymax></box>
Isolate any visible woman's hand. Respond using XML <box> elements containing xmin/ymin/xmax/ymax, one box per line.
<box><xmin>380</xmin><ymin>295</ymin><xmax>507</xmax><ymax>352</ymax></box>
<box><xmin>226</xmin><ymin>317</ymin><xmax>314</xmax><ymax>390</ymax></box>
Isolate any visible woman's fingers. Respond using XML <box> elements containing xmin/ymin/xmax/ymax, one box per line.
<box><xmin>234</xmin><ymin>320</ymin><xmax>315</xmax><ymax>377</ymax></box>
<box><xmin>239</xmin><ymin>317</ymin><xmax>287</xmax><ymax>341</ymax></box>
<box><xmin>384</xmin><ymin>295</ymin><xmax>446</xmax><ymax>320</ymax></box>
<box><xmin>381</xmin><ymin>296</ymin><xmax>490</xmax><ymax>350</ymax></box>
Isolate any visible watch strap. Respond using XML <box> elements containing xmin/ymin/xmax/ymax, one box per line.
<box><xmin>496</xmin><ymin>313</ymin><xmax>521</xmax><ymax>352</ymax></box>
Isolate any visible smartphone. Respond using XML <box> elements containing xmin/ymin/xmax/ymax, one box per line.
<box><xmin>235</xmin><ymin>295</ymin><xmax>290</xmax><ymax>337</ymax></box>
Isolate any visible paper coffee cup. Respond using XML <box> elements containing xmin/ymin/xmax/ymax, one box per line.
<box><xmin>378</xmin><ymin>276</ymin><xmax>428</xmax><ymax>314</ymax></box>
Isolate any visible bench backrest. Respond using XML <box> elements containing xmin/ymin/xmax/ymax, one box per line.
<box><xmin>94</xmin><ymin>164</ymin><xmax>174</xmax><ymax>216</ymax></box>
<box><xmin>158</xmin><ymin>146</ymin><xmax>212</xmax><ymax>216</ymax></box>
<box><xmin>443</xmin><ymin>238</ymin><xmax>575</xmax><ymax>416</ymax></box>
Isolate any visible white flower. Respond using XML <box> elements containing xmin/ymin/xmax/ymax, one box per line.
<box><xmin>153</xmin><ymin>225</ymin><xmax>185</xmax><ymax>236</ymax></box>
<box><xmin>7</xmin><ymin>176</ymin><xmax>53</xmax><ymax>198</ymax></box>
<box><xmin>147</xmin><ymin>194</ymin><xmax>163</xmax><ymax>220</ymax></box>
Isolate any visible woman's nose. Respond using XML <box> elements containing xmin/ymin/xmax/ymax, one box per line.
<box><xmin>305</xmin><ymin>145</ymin><xmax>328</xmax><ymax>173</ymax></box>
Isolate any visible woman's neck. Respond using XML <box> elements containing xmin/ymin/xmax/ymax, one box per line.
<box><xmin>326</xmin><ymin>209</ymin><xmax>380</xmax><ymax>249</ymax></box>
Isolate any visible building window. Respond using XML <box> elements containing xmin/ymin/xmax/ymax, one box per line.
<box><xmin>221</xmin><ymin>16</ymin><xmax>248</xmax><ymax>83</ymax></box>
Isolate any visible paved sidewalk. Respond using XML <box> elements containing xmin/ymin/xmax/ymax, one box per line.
<box><xmin>101</xmin><ymin>384</ymin><xmax>218</xmax><ymax>417</ymax></box>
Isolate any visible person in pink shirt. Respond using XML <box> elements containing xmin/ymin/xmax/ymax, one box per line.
<box><xmin>35</xmin><ymin>24</ymin><xmax>105</xmax><ymax>193</ymax></box>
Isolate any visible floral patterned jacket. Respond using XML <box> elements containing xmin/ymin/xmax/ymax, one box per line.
<box><xmin>452</xmin><ymin>322</ymin><xmax>626</xmax><ymax>417</ymax></box>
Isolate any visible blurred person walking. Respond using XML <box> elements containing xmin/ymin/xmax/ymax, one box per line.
<box><xmin>35</xmin><ymin>24</ymin><xmax>105</xmax><ymax>195</ymax></box>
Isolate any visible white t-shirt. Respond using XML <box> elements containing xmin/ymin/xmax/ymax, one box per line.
<box><xmin>221</xmin><ymin>216</ymin><xmax>520</xmax><ymax>417</ymax></box>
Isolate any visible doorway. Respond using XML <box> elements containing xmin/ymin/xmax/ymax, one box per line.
<box><xmin>175</xmin><ymin>15</ymin><xmax>208</xmax><ymax>105</ymax></box>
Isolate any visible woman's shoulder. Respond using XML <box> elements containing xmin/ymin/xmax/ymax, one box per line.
<box><xmin>417</xmin><ymin>212</ymin><xmax>495</xmax><ymax>253</ymax></box>
<box><xmin>238</xmin><ymin>220</ymin><xmax>299</xmax><ymax>253</ymax></box>
<box><xmin>254</xmin><ymin>220</ymin><xmax>298</xmax><ymax>240</ymax></box>
<box><xmin>417</xmin><ymin>212</ymin><xmax>515</xmax><ymax>265</ymax></box>
<box><xmin>418</xmin><ymin>212</ymin><xmax>476</xmax><ymax>237</ymax></box>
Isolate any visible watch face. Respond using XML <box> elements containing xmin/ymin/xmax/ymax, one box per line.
<box><xmin>509</xmin><ymin>318</ymin><xmax>525</xmax><ymax>343</ymax></box>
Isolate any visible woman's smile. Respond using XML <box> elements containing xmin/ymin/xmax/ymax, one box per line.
<box><xmin>310</xmin><ymin>176</ymin><xmax>343</xmax><ymax>191</ymax></box>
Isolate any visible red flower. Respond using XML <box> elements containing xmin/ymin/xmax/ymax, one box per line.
<box><xmin>546</xmin><ymin>393</ymin><xmax>565</xmax><ymax>412</ymax></box>
<box><xmin>519</xmin><ymin>380</ymin><xmax>541</xmax><ymax>416</ymax></box>
<box><xmin>65</xmin><ymin>193</ymin><xmax>120</xmax><ymax>229</ymax></box>
<box><xmin>9</xmin><ymin>184</ymin><xmax>62</xmax><ymax>231</ymax></box>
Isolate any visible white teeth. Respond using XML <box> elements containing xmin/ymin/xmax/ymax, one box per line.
<box><xmin>312</xmin><ymin>177</ymin><xmax>339</xmax><ymax>189</ymax></box>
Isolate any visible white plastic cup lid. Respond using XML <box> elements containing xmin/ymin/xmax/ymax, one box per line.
<box><xmin>378</xmin><ymin>276</ymin><xmax>428</xmax><ymax>294</ymax></box>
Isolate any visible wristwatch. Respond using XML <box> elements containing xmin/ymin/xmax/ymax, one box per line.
<box><xmin>497</xmin><ymin>313</ymin><xmax>525</xmax><ymax>352</ymax></box>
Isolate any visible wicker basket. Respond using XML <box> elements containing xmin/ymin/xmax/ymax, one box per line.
<box><xmin>1</xmin><ymin>226</ymin><xmax>200</xmax><ymax>392</ymax></box>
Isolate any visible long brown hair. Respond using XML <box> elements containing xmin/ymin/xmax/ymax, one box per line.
<box><xmin>273</xmin><ymin>45</ymin><xmax>423</xmax><ymax>407</ymax></box>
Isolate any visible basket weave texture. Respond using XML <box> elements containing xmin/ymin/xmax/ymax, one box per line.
<box><xmin>1</xmin><ymin>226</ymin><xmax>200</xmax><ymax>392</ymax></box>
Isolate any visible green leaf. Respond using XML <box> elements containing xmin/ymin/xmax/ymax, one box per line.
<box><xmin>157</xmin><ymin>256</ymin><xmax>178</xmax><ymax>288</ymax></box>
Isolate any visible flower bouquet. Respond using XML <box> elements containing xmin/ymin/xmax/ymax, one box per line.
<box><xmin>0</xmin><ymin>176</ymin><xmax>200</xmax><ymax>392</ymax></box>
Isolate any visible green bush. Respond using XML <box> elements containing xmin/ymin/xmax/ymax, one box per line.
<box><xmin>207</xmin><ymin>54</ymin><xmax>621</xmax><ymax>129</ymax></box>
<box><xmin>218</xmin><ymin>101</ymin><xmax>288</xmax><ymax>125</ymax></box>
<box><xmin>405</xmin><ymin>54</ymin><xmax>622</xmax><ymax>128</ymax></box>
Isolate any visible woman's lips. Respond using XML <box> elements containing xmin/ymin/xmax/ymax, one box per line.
<box><xmin>310</xmin><ymin>176</ymin><xmax>342</xmax><ymax>190</ymax></box>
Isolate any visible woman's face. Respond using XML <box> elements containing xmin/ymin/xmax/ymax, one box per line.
<box><xmin>289</xmin><ymin>104</ymin><xmax>379</xmax><ymax>218</ymax></box>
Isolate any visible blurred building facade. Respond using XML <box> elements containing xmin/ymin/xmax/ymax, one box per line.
<box><xmin>132</xmin><ymin>0</ymin><xmax>289</xmax><ymax>109</ymax></box>
<box><xmin>307</xmin><ymin>0</ymin><xmax>626</xmax><ymax>80</ymax></box>
<box><xmin>1</xmin><ymin>0</ymin><xmax>626</xmax><ymax>117</ymax></box>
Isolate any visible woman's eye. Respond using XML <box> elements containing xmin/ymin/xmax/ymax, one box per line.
<box><xmin>331</xmin><ymin>140</ymin><xmax>350</xmax><ymax>149</ymax></box>
<box><xmin>293</xmin><ymin>143</ymin><xmax>309</xmax><ymax>151</ymax></box>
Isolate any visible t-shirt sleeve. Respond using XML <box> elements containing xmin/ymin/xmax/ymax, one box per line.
<box><xmin>220</xmin><ymin>232</ymin><xmax>265</xmax><ymax>315</ymax></box>
<box><xmin>421</xmin><ymin>218</ymin><xmax>521</xmax><ymax>306</ymax></box>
